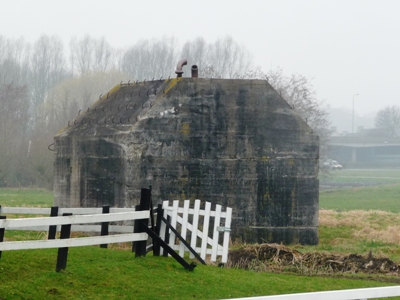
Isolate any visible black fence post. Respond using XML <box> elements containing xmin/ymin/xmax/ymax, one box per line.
<box><xmin>100</xmin><ymin>205</ymin><xmax>110</xmax><ymax>248</ymax></box>
<box><xmin>163</xmin><ymin>215</ymin><xmax>171</xmax><ymax>257</ymax></box>
<box><xmin>0</xmin><ymin>216</ymin><xmax>6</xmax><ymax>259</ymax></box>
<box><xmin>48</xmin><ymin>206</ymin><xmax>59</xmax><ymax>240</ymax></box>
<box><xmin>132</xmin><ymin>204</ymin><xmax>141</xmax><ymax>253</ymax></box>
<box><xmin>153</xmin><ymin>204</ymin><xmax>163</xmax><ymax>256</ymax></box>
<box><xmin>134</xmin><ymin>188</ymin><xmax>151</xmax><ymax>257</ymax></box>
<box><xmin>140</xmin><ymin>225</ymin><xmax>196</xmax><ymax>271</ymax></box>
<box><xmin>56</xmin><ymin>213</ymin><xmax>72</xmax><ymax>272</ymax></box>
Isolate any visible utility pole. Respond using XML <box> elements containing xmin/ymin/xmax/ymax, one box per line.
<box><xmin>352</xmin><ymin>94</ymin><xmax>359</xmax><ymax>133</ymax></box>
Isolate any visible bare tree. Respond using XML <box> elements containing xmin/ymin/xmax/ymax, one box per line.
<box><xmin>180</xmin><ymin>36</ymin><xmax>253</xmax><ymax>78</ymax></box>
<box><xmin>180</xmin><ymin>37</ymin><xmax>208</xmax><ymax>71</ymax></box>
<box><xmin>375</xmin><ymin>106</ymin><xmax>400</xmax><ymax>137</ymax></box>
<box><xmin>0</xmin><ymin>83</ymin><xmax>30</xmax><ymax>186</ymax></box>
<box><xmin>30</xmin><ymin>35</ymin><xmax>68</xmax><ymax>120</ymax></box>
<box><xmin>268</xmin><ymin>68</ymin><xmax>330</xmax><ymax>135</ymax></box>
<box><xmin>0</xmin><ymin>36</ymin><xmax>31</xmax><ymax>85</ymax></box>
<box><xmin>209</xmin><ymin>36</ymin><xmax>253</xmax><ymax>78</ymax></box>
<box><xmin>41</xmin><ymin>70</ymin><xmax>129</xmax><ymax>136</ymax></box>
<box><xmin>70</xmin><ymin>35</ymin><xmax>115</xmax><ymax>76</ymax></box>
<box><xmin>121</xmin><ymin>37</ymin><xmax>179</xmax><ymax>80</ymax></box>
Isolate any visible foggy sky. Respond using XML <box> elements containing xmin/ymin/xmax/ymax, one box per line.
<box><xmin>2</xmin><ymin>0</ymin><xmax>400</xmax><ymax>119</ymax></box>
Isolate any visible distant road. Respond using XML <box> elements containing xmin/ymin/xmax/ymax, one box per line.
<box><xmin>343</xmin><ymin>168</ymin><xmax>400</xmax><ymax>172</ymax></box>
<box><xmin>319</xmin><ymin>169</ymin><xmax>400</xmax><ymax>191</ymax></box>
<box><xmin>337</xmin><ymin>176</ymin><xmax>400</xmax><ymax>179</ymax></box>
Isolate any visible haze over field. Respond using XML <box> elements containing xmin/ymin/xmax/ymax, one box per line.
<box><xmin>2</xmin><ymin>0</ymin><xmax>399</xmax><ymax>125</ymax></box>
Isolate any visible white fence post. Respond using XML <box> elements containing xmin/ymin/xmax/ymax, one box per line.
<box><xmin>189</xmin><ymin>200</ymin><xmax>201</xmax><ymax>259</ymax></box>
<box><xmin>179</xmin><ymin>200</ymin><xmax>190</xmax><ymax>257</ymax></box>
<box><xmin>200</xmin><ymin>201</ymin><xmax>211</xmax><ymax>259</ymax></box>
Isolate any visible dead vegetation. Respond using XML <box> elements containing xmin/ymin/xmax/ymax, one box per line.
<box><xmin>227</xmin><ymin>243</ymin><xmax>400</xmax><ymax>276</ymax></box>
<box><xmin>226</xmin><ymin>210</ymin><xmax>400</xmax><ymax>277</ymax></box>
<box><xmin>320</xmin><ymin>209</ymin><xmax>400</xmax><ymax>244</ymax></box>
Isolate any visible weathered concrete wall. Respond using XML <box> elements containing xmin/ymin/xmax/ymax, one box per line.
<box><xmin>54</xmin><ymin>78</ymin><xmax>319</xmax><ymax>244</ymax></box>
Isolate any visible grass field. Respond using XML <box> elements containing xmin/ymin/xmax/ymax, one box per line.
<box><xmin>1</xmin><ymin>169</ymin><xmax>400</xmax><ymax>299</ymax></box>
<box><xmin>0</xmin><ymin>188</ymin><xmax>53</xmax><ymax>207</ymax></box>
<box><xmin>0</xmin><ymin>247</ymin><xmax>397</xmax><ymax>300</ymax></box>
<box><xmin>320</xmin><ymin>183</ymin><xmax>400</xmax><ymax>212</ymax></box>
<box><xmin>315</xmin><ymin>169</ymin><xmax>400</xmax><ymax>261</ymax></box>
<box><xmin>320</xmin><ymin>168</ymin><xmax>400</xmax><ymax>212</ymax></box>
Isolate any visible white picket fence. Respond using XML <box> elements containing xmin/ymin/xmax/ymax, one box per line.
<box><xmin>159</xmin><ymin>199</ymin><xmax>232</xmax><ymax>263</ymax></box>
<box><xmin>0</xmin><ymin>200</ymin><xmax>233</xmax><ymax>264</ymax></box>
<box><xmin>0</xmin><ymin>211</ymin><xmax>149</xmax><ymax>251</ymax></box>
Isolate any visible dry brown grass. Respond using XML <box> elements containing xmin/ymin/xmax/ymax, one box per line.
<box><xmin>320</xmin><ymin>209</ymin><xmax>400</xmax><ymax>244</ymax></box>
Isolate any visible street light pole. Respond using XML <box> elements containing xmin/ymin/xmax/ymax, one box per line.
<box><xmin>352</xmin><ymin>94</ymin><xmax>359</xmax><ymax>133</ymax></box>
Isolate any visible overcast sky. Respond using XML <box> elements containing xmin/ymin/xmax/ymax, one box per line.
<box><xmin>2</xmin><ymin>0</ymin><xmax>399</xmax><ymax>117</ymax></box>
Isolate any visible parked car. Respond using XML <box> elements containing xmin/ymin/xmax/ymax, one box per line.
<box><xmin>322</xmin><ymin>159</ymin><xmax>343</xmax><ymax>170</ymax></box>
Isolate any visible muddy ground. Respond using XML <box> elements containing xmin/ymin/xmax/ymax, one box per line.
<box><xmin>228</xmin><ymin>243</ymin><xmax>400</xmax><ymax>279</ymax></box>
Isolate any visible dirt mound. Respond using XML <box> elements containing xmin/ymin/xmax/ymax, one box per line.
<box><xmin>228</xmin><ymin>243</ymin><xmax>400</xmax><ymax>275</ymax></box>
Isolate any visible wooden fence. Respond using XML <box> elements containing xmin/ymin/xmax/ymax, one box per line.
<box><xmin>0</xmin><ymin>189</ymin><xmax>233</xmax><ymax>271</ymax></box>
<box><xmin>0</xmin><ymin>206</ymin><xmax>136</xmax><ymax>234</ymax></box>
<box><xmin>159</xmin><ymin>199</ymin><xmax>232</xmax><ymax>264</ymax></box>
<box><xmin>0</xmin><ymin>210</ymin><xmax>149</xmax><ymax>271</ymax></box>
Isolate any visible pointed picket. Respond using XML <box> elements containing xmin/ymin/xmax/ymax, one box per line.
<box><xmin>211</xmin><ymin>204</ymin><xmax>222</xmax><ymax>261</ymax></box>
<box><xmin>200</xmin><ymin>201</ymin><xmax>211</xmax><ymax>260</ymax></box>
<box><xmin>189</xmin><ymin>200</ymin><xmax>201</xmax><ymax>259</ymax></box>
<box><xmin>179</xmin><ymin>200</ymin><xmax>190</xmax><ymax>257</ymax></box>
<box><xmin>169</xmin><ymin>200</ymin><xmax>179</xmax><ymax>252</ymax></box>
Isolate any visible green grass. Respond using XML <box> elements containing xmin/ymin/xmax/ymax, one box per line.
<box><xmin>2</xmin><ymin>184</ymin><xmax>400</xmax><ymax>299</ymax></box>
<box><xmin>0</xmin><ymin>188</ymin><xmax>53</xmax><ymax>207</ymax></box>
<box><xmin>0</xmin><ymin>247</ymin><xmax>397</xmax><ymax>300</ymax></box>
<box><xmin>320</xmin><ymin>183</ymin><xmax>400</xmax><ymax>212</ymax></box>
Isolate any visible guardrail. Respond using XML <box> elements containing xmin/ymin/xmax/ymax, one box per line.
<box><xmin>225</xmin><ymin>286</ymin><xmax>400</xmax><ymax>300</ymax></box>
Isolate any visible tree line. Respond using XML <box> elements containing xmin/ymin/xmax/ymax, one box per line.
<box><xmin>374</xmin><ymin>106</ymin><xmax>400</xmax><ymax>137</ymax></box>
<box><xmin>0</xmin><ymin>34</ymin><xmax>330</xmax><ymax>188</ymax></box>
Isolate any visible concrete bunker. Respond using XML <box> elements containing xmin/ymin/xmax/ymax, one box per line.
<box><xmin>53</xmin><ymin>64</ymin><xmax>319</xmax><ymax>245</ymax></box>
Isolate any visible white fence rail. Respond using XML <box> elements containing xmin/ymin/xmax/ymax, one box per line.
<box><xmin>1</xmin><ymin>198</ymin><xmax>232</xmax><ymax>270</ymax></box>
<box><xmin>0</xmin><ymin>211</ymin><xmax>149</xmax><ymax>252</ymax></box>
<box><xmin>0</xmin><ymin>233</ymin><xmax>147</xmax><ymax>251</ymax></box>
<box><xmin>0</xmin><ymin>207</ymin><xmax>136</xmax><ymax>215</ymax></box>
<box><xmin>159</xmin><ymin>199</ymin><xmax>232</xmax><ymax>263</ymax></box>
<box><xmin>0</xmin><ymin>206</ymin><xmax>137</xmax><ymax>233</ymax></box>
<box><xmin>226</xmin><ymin>286</ymin><xmax>400</xmax><ymax>300</ymax></box>
<box><xmin>0</xmin><ymin>209</ymin><xmax>151</xmax><ymax>272</ymax></box>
